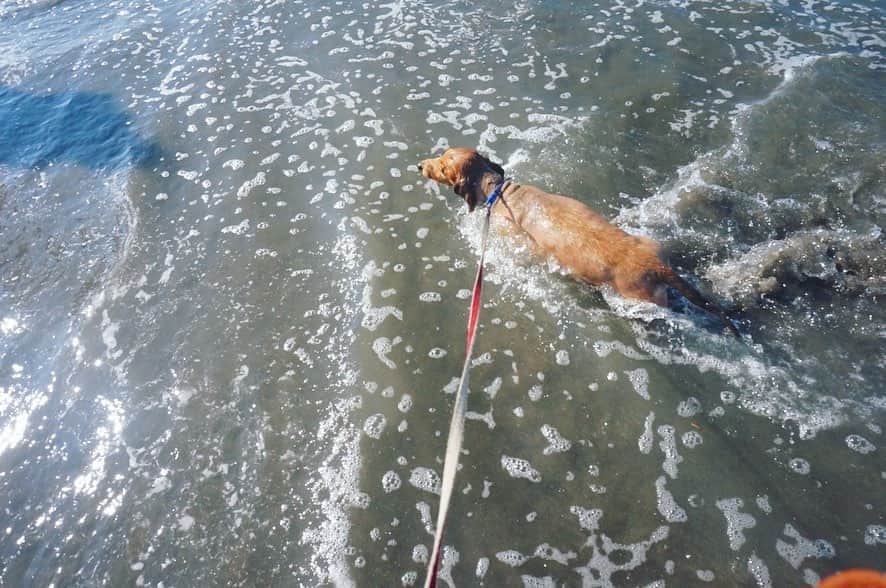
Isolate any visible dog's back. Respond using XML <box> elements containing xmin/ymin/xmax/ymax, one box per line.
<box><xmin>496</xmin><ymin>184</ymin><xmax>661</xmax><ymax>292</ymax></box>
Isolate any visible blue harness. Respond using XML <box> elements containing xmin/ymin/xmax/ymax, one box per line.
<box><xmin>485</xmin><ymin>178</ymin><xmax>507</xmax><ymax>207</ymax></box>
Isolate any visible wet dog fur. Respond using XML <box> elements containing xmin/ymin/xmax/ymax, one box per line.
<box><xmin>419</xmin><ymin>147</ymin><xmax>739</xmax><ymax>336</ymax></box>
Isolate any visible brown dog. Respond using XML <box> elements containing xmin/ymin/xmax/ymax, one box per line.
<box><xmin>419</xmin><ymin>147</ymin><xmax>739</xmax><ymax>336</ymax></box>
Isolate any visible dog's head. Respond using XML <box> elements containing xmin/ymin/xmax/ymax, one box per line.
<box><xmin>419</xmin><ymin>147</ymin><xmax>505</xmax><ymax>211</ymax></box>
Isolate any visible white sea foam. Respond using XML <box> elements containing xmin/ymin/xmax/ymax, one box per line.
<box><xmin>540</xmin><ymin>424</ymin><xmax>572</xmax><ymax>455</ymax></box>
<box><xmin>372</xmin><ymin>336</ymin><xmax>401</xmax><ymax>369</ymax></box>
<box><xmin>409</xmin><ymin>467</ymin><xmax>441</xmax><ymax>495</ymax></box>
<box><xmin>864</xmin><ymin>524</ymin><xmax>886</xmax><ymax>546</ymax></box>
<box><xmin>681</xmin><ymin>431</ymin><xmax>703</xmax><ymax>449</ymax></box>
<box><xmin>236</xmin><ymin>172</ymin><xmax>266</xmax><ymax>198</ymax></box>
<box><xmin>496</xmin><ymin>550</ymin><xmax>528</xmax><ymax>567</ymax></box>
<box><xmin>638</xmin><ymin>412</ymin><xmax>655</xmax><ymax>454</ymax></box>
<box><xmin>845</xmin><ymin>434</ymin><xmax>876</xmax><ymax>454</ymax></box>
<box><xmin>676</xmin><ymin>397</ymin><xmax>701</xmax><ymax>418</ymax></box>
<box><xmin>501</xmin><ymin>455</ymin><xmax>542</xmax><ymax>483</ymax></box>
<box><xmin>657</xmin><ymin>425</ymin><xmax>683</xmax><ymax>479</ymax></box>
<box><xmin>476</xmin><ymin>557</ymin><xmax>489</xmax><ymax>579</ymax></box>
<box><xmin>775</xmin><ymin>524</ymin><xmax>835</xmax><ymax>569</ymax></box>
<box><xmin>533</xmin><ymin>543</ymin><xmax>576</xmax><ymax>565</ymax></box>
<box><xmin>363</xmin><ymin>414</ymin><xmax>387</xmax><ymax>439</ymax></box>
<box><xmin>788</xmin><ymin>458</ymin><xmax>810</xmax><ymax>475</ymax></box>
<box><xmin>716</xmin><ymin>498</ymin><xmax>756</xmax><ymax>551</ymax></box>
<box><xmin>382</xmin><ymin>471</ymin><xmax>401</xmax><ymax>493</ymax></box>
<box><xmin>412</xmin><ymin>544</ymin><xmax>428</xmax><ymax>564</ymax></box>
<box><xmin>747</xmin><ymin>553</ymin><xmax>773</xmax><ymax>588</ymax></box>
<box><xmin>655</xmin><ymin>476</ymin><xmax>687</xmax><ymax>523</ymax></box>
<box><xmin>626</xmin><ymin>368</ymin><xmax>650</xmax><ymax>400</ymax></box>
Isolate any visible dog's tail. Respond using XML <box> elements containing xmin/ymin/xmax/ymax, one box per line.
<box><xmin>659</xmin><ymin>268</ymin><xmax>741</xmax><ymax>338</ymax></box>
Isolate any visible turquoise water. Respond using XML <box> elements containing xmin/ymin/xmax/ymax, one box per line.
<box><xmin>1</xmin><ymin>0</ymin><xmax>884</xmax><ymax>585</ymax></box>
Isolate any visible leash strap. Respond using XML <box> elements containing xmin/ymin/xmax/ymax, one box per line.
<box><xmin>424</xmin><ymin>179</ymin><xmax>504</xmax><ymax>588</ymax></box>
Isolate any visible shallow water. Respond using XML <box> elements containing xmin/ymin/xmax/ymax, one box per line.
<box><xmin>1</xmin><ymin>0</ymin><xmax>884</xmax><ymax>585</ymax></box>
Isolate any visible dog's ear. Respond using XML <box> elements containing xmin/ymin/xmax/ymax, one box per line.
<box><xmin>488</xmin><ymin>159</ymin><xmax>505</xmax><ymax>177</ymax></box>
<box><xmin>454</xmin><ymin>178</ymin><xmax>477</xmax><ymax>211</ymax></box>
<box><xmin>454</xmin><ymin>177</ymin><xmax>466</xmax><ymax>197</ymax></box>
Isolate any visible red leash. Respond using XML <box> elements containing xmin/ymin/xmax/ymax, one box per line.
<box><xmin>424</xmin><ymin>180</ymin><xmax>504</xmax><ymax>588</ymax></box>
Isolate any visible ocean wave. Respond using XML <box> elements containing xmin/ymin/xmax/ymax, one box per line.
<box><xmin>708</xmin><ymin>227</ymin><xmax>884</xmax><ymax>306</ymax></box>
<box><xmin>618</xmin><ymin>53</ymin><xmax>886</xmax><ymax>307</ymax></box>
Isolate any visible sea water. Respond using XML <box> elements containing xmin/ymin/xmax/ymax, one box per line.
<box><xmin>1</xmin><ymin>0</ymin><xmax>884</xmax><ymax>585</ymax></box>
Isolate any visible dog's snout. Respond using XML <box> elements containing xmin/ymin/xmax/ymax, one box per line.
<box><xmin>418</xmin><ymin>162</ymin><xmax>423</xmax><ymax>171</ymax></box>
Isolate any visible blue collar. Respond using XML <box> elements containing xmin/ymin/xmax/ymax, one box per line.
<box><xmin>485</xmin><ymin>178</ymin><xmax>506</xmax><ymax>207</ymax></box>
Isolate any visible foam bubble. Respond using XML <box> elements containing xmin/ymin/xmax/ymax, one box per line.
<box><xmin>236</xmin><ymin>171</ymin><xmax>266</xmax><ymax>198</ymax></box>
<box><xmin>466</xmin><ymin>409</ymin><xmax>496</xmax><ymax>430</ymax></box>
<box><xmin>521</xmin><ymin>575</ymin><xmax>556</xmax><ymax>588</ymax></box>
<box><xmin>439</xmin><ymin>546</ymin><xmax>460</xmax><ymax>586</ymax></box>
<box><xmin>412</xmin><ymin>544</ymin><xmax>428</xmax><ymax>564</ymax></box>
<box><xmin>419</xmin><ymin>292</ymin><xmax>442</xmax><ymax>302</ymax></box>
<box><xmin>570</xmin><ymin>506</ymin><xmax>602</xmax><ymax>532</ymax></box>
<box><xmin>372</xmin><ymin>336</ymin><xmax>401</xmax><ymax>369</ymax></box>
<box><xmin>416</xmin><ymin>502</ymin><xmax>434</xmax><ymax>535</ymax></box>
<box><xmin>681</xmin><ymin>431</ymin><xmax>703</xmax><ymax>448</ymax></box>
<box><xmin>716</xmin><ymin>498</ymin><xmax>756</xmax><ymax>551</ymax></box>
<box><xmin>495</xmin><ymin>549</ymin><xmax>528</xmax><ymax>567</ymax></box>
<box><xmin>788</xmin><ymin>458</ymin><xmax>810</xmax><ymax>475</ymax></box>
<box><xmin>382</xmin><ymin>470</ymin><xmax>401</xmax><ymax>493</ymax></box>
<box><xmin>500</xmin><ymin>455</ymin><xmax>542</xmax><ymax>483</ymax></box>
<box><xmin>845</xmin><ymin>434</ymin><xmax>875</xmax><ymax>454</ymax></box>
<box><xmin>593</xmin><ymin>340</ymin><xmax>649</xmax><ymax>360</ymax></box>
<box><xmin>484</xmin><ymin>377</ymin><xmax>502</xmax><ymax>399</ymax></box>
<box><xmin>572</xmin><ymin>522</ymin><xmax>670</xmax><ymax>584</ymax></box>
<box><xmin>747</xmin><ymin>553</ymin><xmax>772</xmax><ymax>588</ymax></box>
<box><xmin>409</xmin><ymin>467</ymin><xmax>441</xmax><ymax>495</ymax></box>
<box><xmin>677</xmin><ymin>397</ymin><xmax>701</xmax><ymax>418</ymax></box>
<box><xmin>657</xmin><ymin>425</ymin><xmax>683</xmax><ymax>479</ymax></box>
<box><xmin>638</xmin><ymin>412</ymin><xmax>655</xmax><ymax>454</ymax></box>
<box><xmin>626</xmin><ymin>368</ymin><xmax>650</xmax><ymax>400</ymax></box>
<box><xmin>540</xmin><ymin>424</ymin><xmax>572</xmax><ymax>455</ymax></box>
<box><xmin>476</xmin><ymin>557</ymin><xmax>489</xmax><ymax>578</ymax></box>
<box><xmin>864</xmin><ymin>524</ymin><xmax>886</xmax><ymax>546</ymax></box>
<box><xmin>803</xmin><ymin>569</ymin><xmax>821</xmax><ymax>586</ymax></box>
<box><xmin>533</xmin><ymin>543</ymin><xmax>576</xmax><ymax>565</ymax></box>
<box><xmin>221</xmin><ymin>219</ymin><xmax>250</xmax><ymax>235</ymax></box>
<box><xmin>775</xmin><ymin>524</ymin><xmax>835</xmax><ymax>569</ymax></box>
<box><xmin>363</xmin><ymin>414</ymin><xmax>387</xmax><ymax>439</ymax></box>
<box><xmin>361</xmin><ymin>283</ymin><xmax>403</xmax><ymax>332</ymax></box>
<box><xmin>696</xmin><ymin>570</ymin><xmax>715</xmax><ymax>582</ymax></box>
<box><xmin>655</xmin><ymin>476</ymin><xmax>688</xmax><ymax>523</ymax></box>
